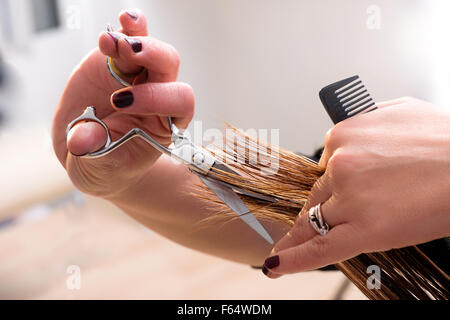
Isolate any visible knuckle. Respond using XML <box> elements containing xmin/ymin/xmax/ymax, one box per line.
<box><xmin>323</xmin><ymin>128</ymin><xmax>334</xmax><ymax>149</ymax></box>
<box><xmin>327</xmin><ymin>148</ymin><xmax>359</xmax><ymax>190</ymax></box>
<box><xmin>310</xmin><ymin>175</ymin><xmax>326</xmax><ymax>195</ymax></box>
<box><xmin>177</xmin><ymin>83</ymin><xmax>195</xmax><ymax>117</ymax></box>
<box><xmin>305</xmin><ymin>181</ymin><xmax>324</xmax><ymax>208</ymax></box>
<box><xmin>145</xmin><ymin>83</ymin><xmax>156</xmax><ymax>104</ymax></box>
<box><xmin>292</xmin><ymin>246</ymin><xmax>304</xmax><ymax>267</ymax></box>
<box><xmin>287</xmin><ymin>224</ymin><xmax>303</xmax><ymax>243</ymax></box>
<box><xmin>324</xmin><ymin>125</ymin><xmax>345</xmax><ymax>151</ymax></box>
<box><xmin>310</xmin><ymin>235</ymin><xmax>330</xmax><ymax>260</ymax></box>
<box><xmin>145</xmin><ymin>41</ymin><xmax>159</xmax><ymax>58</ymax></box>
<box><xmin>327</xmin><ymin>148</ymin><xmax>352</xmax><ymax>177</ymax></box>
<box><xmin>169</xmin><ymin>46</ymin><xmax>181</xmax><ymax>69</ymax></box>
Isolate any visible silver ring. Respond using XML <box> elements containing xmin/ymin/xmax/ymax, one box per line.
<box><xmin>105</xmin><ymin>24</ymin><xmax>132</xmax><ymax>87</ymax></box>
<box><xmin>106</xmin><ymin>57</ymin><xmax>132</xmax><ymax>87</ymax></box>
<box><xmin>66</xmin><ymin>107</ymin><xmax>112</xmax><ymax>153</ymax></box>
<box><xmin>308</xmin><ymin>203</ymin><xmax>330</xmax><ymax>236</ymax></box>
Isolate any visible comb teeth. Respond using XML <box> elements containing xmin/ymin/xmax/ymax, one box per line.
<box><xmin>319</xmin><ymin>75</ymin><xmax>378</xmax><ymax>124</ymax></box>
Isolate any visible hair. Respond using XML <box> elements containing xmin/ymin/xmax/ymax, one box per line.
<box><xmin>193</xmin><ymin>124</ymin><xmax>450</xmax><ymax>300</ymax></box>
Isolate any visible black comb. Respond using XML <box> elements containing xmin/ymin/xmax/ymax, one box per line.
<box><xmin>319</xmin><ymin>75</ymin><xmax>378</xmax><ymax>124</ymax></box>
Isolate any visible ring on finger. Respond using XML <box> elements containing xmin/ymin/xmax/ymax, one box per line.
<box><xmin>308</xmin><ymin>203</ymin><xmax>330</xmax><ymax>236</ymax></box>
<box><xmin>107</xmin><ymin>57</ymin><xmax>145</xmax><ymax>87</ymax></box>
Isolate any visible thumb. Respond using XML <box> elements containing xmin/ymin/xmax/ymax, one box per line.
<box><xmin>66</xmin><ymin>121</ymin><xmax>108</xmax><ymax>156</ymax></box>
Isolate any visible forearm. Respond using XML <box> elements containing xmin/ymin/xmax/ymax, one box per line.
<box><xmin>107</xmin><ymin>155</ymin><xmax>290</xmax><ymax>266</ymax></box>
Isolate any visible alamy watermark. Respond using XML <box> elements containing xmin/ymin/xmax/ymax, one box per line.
<box><xmin>66</xmin><ymin>4</ymin><xmax>81</xmax><ymax>30</ymax></box>
<box><xmin>66</xmin><ymin>265</ymin><xmax>81</xmax><ymax>290</ymax></box>
<box><xmin>366</xmin><ymin>5</ymin><xmax>381</xmax><ymax>30</ymax></box>
<box><xmin>171</xmin><ymin>121</ymin><xmax>281</xmax><ymax>175</ymax></box>
<box><xmin>366</xmin><ymin>265</ymin><xmax>381</xmax><ymax>290</ymax></box>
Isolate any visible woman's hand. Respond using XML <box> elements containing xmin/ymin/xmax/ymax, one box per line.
<box><xmin>52</xmin><ymin>9</ymin><xmax>194</xmax><ymax>199</ymax></box>
<box><xmin>51</xmin><ymin>8</ymin><xmax>285</xmax><ymax>267</ymax></box>
<box><xmin>263</xmin><ymin>97</ymin><xmax>450</xmax><ymax>277</ymax></box>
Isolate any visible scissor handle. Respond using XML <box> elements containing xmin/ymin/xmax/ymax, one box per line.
<box><xmin>66</xmin><ymin>106</ymin><xmax>174</xmax><ymax>159</ymax></box>
<box><xmin>65</xmin><ymin>107</ymin><xmax>113</xmax><ymax>158</ymax></box>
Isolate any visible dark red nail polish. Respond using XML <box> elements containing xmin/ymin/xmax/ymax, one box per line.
<box><xmin>125</xmin><ymin>38</ymin><xmax>142</xmax><ymax>53</ymax></box>
<box><xmin>264</xmin><ymin>255</ymin><xmax>280</xmax><ymax>269</ymax></box>
<box><xmin>126</xmin><ymin>11</ymin><xmax>138</xmax><ymax>20</ymax></box>
<box><xmin>112</xmin><ymin>91</ymin><xmax>134</xmax><ymax>108</ymax></box>
<box><xmin>107</xmin><ymin>32</ymin><xmax>120</xmax><ymax>44</ymax></box>
<box><xmin>262</xmin><ymin>266</ymin><xmax>270</xmax><ymax>276</ymax></box>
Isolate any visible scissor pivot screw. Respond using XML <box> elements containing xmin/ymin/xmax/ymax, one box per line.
<box><xmin>193</xmin><ymin>152</ymin><xmax>205</xmax><ymax>165</ymax></box>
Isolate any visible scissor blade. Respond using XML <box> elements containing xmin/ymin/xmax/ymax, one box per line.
<box><xmin>199</xmin><ymin>176</ymin><xmax>274</xmax><ymax>245</ymax></box>
<box><xmin>210</xmin><ymin>162</ymin><xmax>278</xmax><ymax>203</ymax></box>
<box><xmin>211</xmin><ymin>162</ymin><xmax>240</xmax><ymax>175</ymax></box>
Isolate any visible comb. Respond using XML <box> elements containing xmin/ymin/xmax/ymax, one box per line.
<box><xmin>319</xmin><ymin>75</ymin><xmax>378</xmax><ymax>124</ymax></box>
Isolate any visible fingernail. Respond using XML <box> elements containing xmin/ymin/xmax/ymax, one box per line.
<box><xmin>107</xmin><ymin>32</ymin><xmax>120</xmax><ymax>44</ymax></box>
<box><xmin>264</xmin><ymin>255</ymin><xmax>280</xmax><ymax>269</ymax></box>
<box><xmin>125</xmin><ymin>37</ymin><xmax>142</xmax><ymax>53</ymax></box>
<box><xmin>126</xmin><ymin>11</ymin><xmax>138</xmax><ymax>20</ymax></box>
<box><xmin>112</xmin><ymin>91</ymin><xmax>134</xmax><ymax>108</ymax></box>
<box><xmin>262</xmin><ymin>266</ymin><xmax>270</xmax><ymax>276</ymax></box>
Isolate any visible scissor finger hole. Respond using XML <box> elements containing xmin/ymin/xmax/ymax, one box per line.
<box><xmin>65</xmin><ymin>107</ymin><xmax>112</xmax><ymax>152</ymax></box>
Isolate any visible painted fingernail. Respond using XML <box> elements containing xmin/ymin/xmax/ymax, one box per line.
<box><xmin>126</xmin><ymin>11</ymin><xmax>138</xmax><ymax>20</ymax></box>
<box><xmin>125</xmin><ymin>37</ymin><xmax>142</xmax><ymax>53</ymax></box>
<box><xmin>107</xmin><ymin>32</ymin><xmax>120</xmax><ymax>44</ymax></box>
<box><xmin>112</xmin><ymin>91</ymin><xmax>134</xmax><ymax>108</ymax></box>
<box><xmin>262</xmin><ymin>266</ymin><xmax>270</xmax><ymax>276</ymax></box>
<box><xmin>264</xmin><ymin>255</ymin><xmax>280</xmax><ymax>269</ymax></box>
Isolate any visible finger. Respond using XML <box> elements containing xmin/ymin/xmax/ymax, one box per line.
<box><xmin>262</xmin><ymin>265</ymin><xmax>278</xmax><ymax>279</ymax></box>
<box><xmin>319</xmin><ymin>146</ymin><xmax>332</xmax><ymax>168</ymax></box>
<box><xmin>264</xmin><ymin>223</ymin><xmax>361</xmax><ymax>274</ymax></box>
<box><xmin>110</xmin><ymin>82</ymin><xmax>195</xmax><ymax>128</ymax></box>
<box><xmin>272</xmin><ymin>197</ymin><xmax>343</xmax><ymax>258</ymax></box>
<box><xmin>115</xmin><ymin>36</ymin><xmax>180</xmax><ymax>81</ymax></box>
<box><xmin>118</xmin><ymin>8</ymin><xmax>148</xmax><ymax>37</ymax></box>
<box><xmin>100</xmin><ymin>8</ymin><xmax>149</xmax><ymax>56</ymax></box>
<box><xmin>98</xmin><ymin>31</ymin><xmax>142</xmax><ymax>76</ymax></box>
<box><xmin>99</xmin><ymin>34</ymin><xmax>180</xmax><ymax>82</ymax></box>
<box><xmin>266</xmin><ymin>190</ymin><xmax>343</xmax><ymax>279</ymax></box>
<box><xmin>99</xmin><ymin>31</ymin><xmax>122</xmax><ymax>59</ymax></box>
<box><xmin>271</xmin><ymin>174</ymin><xmax>333</xmax><ymax>256</ymax></box>
<box><xmin>98</xmin><ymin>9</ymin><xmax>150</xmax><ymax>76</ymax></box>
<box><xmin>67</xmin><ymin>122</ymin><xmax>108</xmax><ymax>156</ymax></box>
<box><xmin>265</xmin><ymin>172</ymin><xmax>332</xmax><ymax>280</ymax></box>
<box><xmin>66</xmin><ymin>113</ymin><xmax>164</xmax><ymax>179</ymax></box>
<box><xmin>319</xmin><ymin>127</ymin><xmax>341</xmax><ymax>168</ymax></box>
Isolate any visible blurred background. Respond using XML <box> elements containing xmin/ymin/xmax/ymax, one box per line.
<box><xmin>0</xmin><ymin>0</ymin><xmax>448</xmax><ymax>299</ymax></box>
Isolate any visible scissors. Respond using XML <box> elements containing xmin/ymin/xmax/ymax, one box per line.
<box><xmin>66</xmin><ymin>108</ymin><xmax>275</xmax><ymax>244</ymax></box>
<box><xmin>65</xmin><ymin>36</ymin><xmax>275</xmax><ymax>244</ymax></box>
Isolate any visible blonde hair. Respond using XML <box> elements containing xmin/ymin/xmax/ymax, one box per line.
<box><xmin>194</xmin><ymin>125</ymin><xmax>450</xmax><ymax>300</ymax></box>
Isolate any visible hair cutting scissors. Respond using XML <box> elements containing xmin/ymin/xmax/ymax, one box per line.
<box><xmin>66</xmin><ymin>26</ymin><xmax>275</xmax><ymax>244</ymax></box>
<box><xmin>66</xmin><ymin>107</ymin><xmax>275</xmax><ymax>244</ymax></box>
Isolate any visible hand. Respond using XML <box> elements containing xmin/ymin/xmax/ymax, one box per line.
<box><xmin>52</xmin><ymin>9</ymin><xmax>194</xmax><ymax>198</ymax></box>
<box><xmin>263</xmin><ymin>97</ymin><xmax>450</xmax><ymax>277</ymax></box>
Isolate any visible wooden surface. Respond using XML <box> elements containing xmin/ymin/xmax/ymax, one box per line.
<box><xmin>0</xmin><ymin>195</ymin><xmax>366</xmax><ymax>300</ymax></box>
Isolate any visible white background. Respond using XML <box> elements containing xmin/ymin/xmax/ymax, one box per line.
<box><xmin>1</xmin><ymin>0</ymin><xmax>448</xmax><ymax>154</ymax></box>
